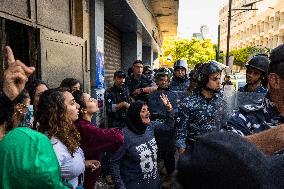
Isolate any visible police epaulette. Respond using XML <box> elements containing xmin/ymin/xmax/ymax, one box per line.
<box><xmin>239</xmin><ymin>104</ymin><xmax>263</xmax><ymax>113</ymax></box>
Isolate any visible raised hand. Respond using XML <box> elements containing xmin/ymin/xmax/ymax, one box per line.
<box><xmin>3</xmin><ymin>46</ymin><xmax>35</xmax><ymax>100</ymax></box>
<box><xmin>160</xmin><ymin>93</ymin><xmax>173</xmax><ymax>112</ymax></box>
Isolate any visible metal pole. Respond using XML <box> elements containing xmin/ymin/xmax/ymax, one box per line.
<box><xmin>216</xmin><ymin>25</ymin><xmax>221</xmax><ymax>61</ymax></box>
<box><xmin>226</xmin><ymin>0</ymin><xmax>233</xmax><ymax>66</ymax></box>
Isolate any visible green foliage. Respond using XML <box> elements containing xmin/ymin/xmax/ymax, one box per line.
<box><xmin>162</xmin><ymin>38</ymin><xmax>216</xmax><ymax>69</ymax></box>
<box><xmin>229</xmin><ymin>46</ymin><xmax>270</xmax><ymax>67</ymax></box>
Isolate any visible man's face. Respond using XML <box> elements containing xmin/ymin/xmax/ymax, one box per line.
<box><xmin>268</xmin><ymin>73</ymin><xmax>284</xmax><ymax>106</ymax></box>
<box><xmin>158</xmin><ymin>76</ymin><xmax>170</xmax><ymax>89</ymax></box>
<box><xmin>246</xmin><ymin>67</ymin><xmax>262</xmax><ymax>85</ymax></box>
<box><xmin>114</xmin><ymin>76</ymin><xmax>125</xmax><ymax>87</ymax></box>
<box><xmin>132</xmin><ymin>63</ymin><xmax>143</xmax><ymax>76</ymax></box>
<box><xmin>174</xmin><ymin>68</ymin><xmax>186</xmax><ymax>78</ymax></box>
<box><xmin>206</xmin><ymin>72</ymin><xmax>221</xmax><ymax>91</ymax></box>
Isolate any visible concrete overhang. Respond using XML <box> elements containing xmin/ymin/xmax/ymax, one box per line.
<box><xmin>104</xmin><ymin>0</ymin><xmax>179</xmax><ymax>52</ymax></box>
<box><xmin>150</xmin><ymin>0</ymin><xmax>179</xmax><ymax>38</ymax></box>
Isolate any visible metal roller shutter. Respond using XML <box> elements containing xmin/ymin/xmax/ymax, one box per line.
<box><xmin>104</xmin><ymin>22</ymin><xmax>121</xmax><ymax>88</ymax></box>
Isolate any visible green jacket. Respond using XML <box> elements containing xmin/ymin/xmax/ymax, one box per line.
<box><xmin>0</xmin><ymin>127</ymin><xmax>69</xmax><ymax>189</ymax></box>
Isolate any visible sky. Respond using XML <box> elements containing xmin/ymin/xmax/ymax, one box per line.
<box><xmin>178</xmin><ymin>0</ymin><xmax>228</xmax><ymax>42</ymax></box>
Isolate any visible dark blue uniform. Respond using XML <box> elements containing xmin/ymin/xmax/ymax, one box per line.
<box><xmin>226</xmin><ymin>95</ymin><xmax>284</xmax><ymax>136</ymax></box>
<box><xmin>147</xmin><ymin>89</ymin><xmax>178</xmax><ymax>174</ymax></box>
<box><xmin>169</xmin><ymin>76</ymin><xmax>190</xmax><ymax>92</ymax></box>
<box><xmin>126</xmin><ymin>75</ymin><xmax>155</xmax><ymax>102</ymax></box>
<box><xmin>105</xmin><ymin>85</ymin><xmax>132</xmax><ymax>129</ymax></box>
<box><xmin>238</xmin><ymin>85</ymin><xmax>268</xmax><ymax>93</ymax></box>
<box><xmin>176</xmin><ymin>90</ymin><xmax>225</xmax><ymax>149</ymax></box>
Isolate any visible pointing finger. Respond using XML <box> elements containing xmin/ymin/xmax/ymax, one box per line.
<box><xmin>6</xmin><ymin>46</ymin><xmax>15</xmax><ymax>64</ymax></box>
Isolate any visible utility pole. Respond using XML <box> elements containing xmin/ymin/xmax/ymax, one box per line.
<box><xmin>216</xmin><ymin>25</ymin><xmax>221</xmax><ymax>61</ymax></box>
<box><xmin>226</xmin><ymin>0</ymin><xmax>233</xmax><ymax>66</ymax></box>
<box><xmin>225</xmin><ymin>0</ymin><xmax>262</xmax><ymax>66</ymax></box>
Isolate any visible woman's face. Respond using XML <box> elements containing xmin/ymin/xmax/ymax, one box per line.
<box><xmin>83</xmin><ymin>93</ymin><xmax>99</xmax><ymax>114</ymax></box>
<box><xmin>63</xmin><ymin>91</ymin><xmax>79</xmax><ymax>122</ymax></box>
<box><xmin>140</xmin><ymin>104</ymin><xmax>150</xmax><ymax>125</ymax></box>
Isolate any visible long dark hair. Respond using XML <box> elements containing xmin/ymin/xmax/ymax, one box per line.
<box><xmin>25</xmin><ymin>79</ymin><xmax>48</xmax><ymax>105</ymax></box>
<box><xmin>72</xmin><ymin>90</ymin><xmax>86</xmax><ymax>119</ymax></box>
<box><xmin>35</xmin><ymin>88</ymin><xmax>80</xmax><ymax>155</ymax></box>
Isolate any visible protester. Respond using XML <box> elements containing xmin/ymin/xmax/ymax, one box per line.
<box><xmin>60</xmin><ymin>78</ymin><xmax>81</xmax><ymax>93</ymax></box>
<box><xmin>0</xmin><ymin>46</ymin><xmax>69</xmax><ymax>189</ymax></box>
<box><xmin>126</xmin><ymin>60</ymin><xmax>157</xmax><ymax>102</ymax></box>
<box><xmin>73</xmin><ymin>90</ymin><xmax>124</xmax><ymax>189</ymax></box>
<box><xmin>176</xmin><ymin>61</ymin><xmax>224</xmax><ymax>154</ymax></box>
<box><xmin>26</xmin><ymin>79</ymin><xmax>49</xmax><ymax>109</ymax></box>
<box><xmin>226</xmin><ymin>44</ymin><xmax>284</xmax><ymax>155</ymax></box>
<box><xmin>110</xmin><ymin>95</ymin><xmax>174</xmax><ymax>189</ymax></box>
<box><xmin>35</xmin><ymin>88</ymin><xmax>100</xmax><ymax>188</ymax></box>
<box><xmin>238</xmin><ymin>55</ymin><xmax>269</xmax><ymax>93</ymax></box>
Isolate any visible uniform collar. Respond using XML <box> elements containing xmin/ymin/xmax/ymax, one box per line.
<box><xmin>262</xmin><ymin>94</ymin><xmax>284</xmax><ymax>121</ymax></box>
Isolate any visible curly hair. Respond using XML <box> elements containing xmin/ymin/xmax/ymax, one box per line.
<box><xmin>35</xmin><ymin>88</ymin><xmax>80</xmax><ymax>155</ymax></box>
<box><xmin>72</xmin><ymin>90</ymin><xmax>87</xmax><ymax>119</ymax></box>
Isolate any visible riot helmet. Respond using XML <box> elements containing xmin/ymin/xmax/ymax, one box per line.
<box><xmin>114</xmin><ymin>70</ymin><xmax>126</xmax><ymax>78</ymax></box>
<box><xmin>174</xmin><ymin>60</ymin><xmax>188</xmax><ymax>71</ymax></box>
<box><xmin>196</xmin><ymin>61</ymin><xmax>223</xmax><ymax>92</ymax></box>
<box><xmin>245</xmin><ymin>55</ymin><xmax>269</xmax><ymax>74</ymax></box>
<box><xmin>154</xmin><ymin>68</ymin><xmax>171</xmax><ymax>89</ymax></box>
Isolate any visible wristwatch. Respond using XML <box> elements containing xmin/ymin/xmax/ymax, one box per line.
<box><xmin>140</xmin><ymin>88</ymin><xmax>144</xmax><ymax>93</ymax></box>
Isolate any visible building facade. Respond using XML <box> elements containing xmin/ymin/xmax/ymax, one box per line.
<box><xmin>219</xmin><ymin>0</ymin><xmax>284</xmax><ymax>52</ymax></box>
<box><xmin>0</xmin><ymin>0</ymin><xmax>178</xmax><ymax>126</ymax></box>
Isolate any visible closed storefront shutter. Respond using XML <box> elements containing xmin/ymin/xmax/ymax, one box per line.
<box><xmin>104</xmin><ymin>22</ymin><xmax>121</xmax><ymax>88</ymax></box>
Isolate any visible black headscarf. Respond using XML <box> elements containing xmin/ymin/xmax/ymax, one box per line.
<box><xmin>127</xmin><ymin>100</ymin><xmax>148</xmax><ymax>135</ymax></box>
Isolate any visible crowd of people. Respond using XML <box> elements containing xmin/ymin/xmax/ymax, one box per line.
<box><xmin>1</xmin><ymin>43</ymin><xmax>284</xmax><ymax>189</ymax></box>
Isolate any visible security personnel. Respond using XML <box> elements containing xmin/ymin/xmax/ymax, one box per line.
<box><xmin>147</xmin><ymin>68</ymin><xmax>178</xmax><ymax>187</ymax></box>
<box><xmin>143</xmin><ymin>65</ymin><xmax>154</xmax><ymax>80</ymax></box>
<box><xmin>176</xmin><ymin>61</ymin><xmax>225</xmax><ymax>154</ymax></box>
<box><xmin>126</xmin><ymin>60</ymin><xmax>157</xmax><ymax>102</ymax></box>
<box><xmin>239</xmin><ymin>55</ymin><xmax>269</xmax><ymax>93</ymax></box>
<box><xmin>105</xmin><ymin>71</ymin><xmax>132</xmax><ymax>129</ymax></box>
<box><xmin>170</xmin><ymin>60</ymin><xmax>190</xmax><ymax>92</ymax></box>
<box><xmin>225</xmin><ymin>45</ymin><xmax>284</xmax><ymax>155</ymax></box>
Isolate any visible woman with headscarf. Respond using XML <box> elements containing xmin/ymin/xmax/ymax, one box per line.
<box><xmin>110</xmin><ymin>94</ymin><xmax>174</xmax><ymax>189</ymax></box>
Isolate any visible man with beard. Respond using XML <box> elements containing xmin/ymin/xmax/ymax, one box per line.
<box><xmin>239</xmin><ymin>55</ymin><xmax>269</xmax><ymax>93</ymax></box>
<box><xmin>226</xmin><ymin>44</ymin><xmax>284</xmax><ymax>155</ymax></box>
<box><xmin>170</xmin><ymin>60</ymin><xmax>190</xmax><ymax>92</ymax></box>
<box><xmin>147</xmin><ymin>68</ymin><xmax>178</xmax><ymax>188</ymax></box>
<box><xmin>176</xmin><ymin>61</ymin><xmax>224</xmax><ymax>154</ymax></box>
<box><xmin>105</xmin><ymin>71</ymin><xmax>132</xmax><ymax>129</ymax></box>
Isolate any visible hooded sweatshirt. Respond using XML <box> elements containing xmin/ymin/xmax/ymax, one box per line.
<box><xmin>74</xmin><ymin>119</ymin><xmax>124</xmax><ymax>189</ymax></box>
<box><xmin>110</xmin><ymin>101</ymin><xmax>174</xmax><ymax>189</ymax></box>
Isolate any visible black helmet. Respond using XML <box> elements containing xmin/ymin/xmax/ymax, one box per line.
<box><xmin>174</xmin><ymin>60</ymin><xmax>188</xmax><ymax>71</ymax></box>
<box><xmin>154</xmin><ymin>68</ymin><xmax>171</xmax><ymax>81</ymax></box>
<box><xmin>114</xmin><ymin>70</ymin><xmax>126</xmax><ymax>78</ymax></box>
<box><xmin>245</xmin><ymin>55</ymin><xmax>269</xmax><ymax>74</ymax></box>
<box><xmin>196</xmin><ymin>61</ymin><xmax>223</xmax><ymax>90</ymax></box>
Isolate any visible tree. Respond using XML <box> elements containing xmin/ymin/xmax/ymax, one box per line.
<box><xmin>229</xmin><ymin>46</ymin><xmax>270</xmax><ymax>67</ymax></box>
<box><xmin>161</xmin><ymin>37</ymin><xmax>216</xmax><ymax>69</ymax></box>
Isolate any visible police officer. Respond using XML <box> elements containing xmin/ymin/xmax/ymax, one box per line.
<box><xmin>147</xmin><ymin>68</ymin><xmax>177</xmax><ymax>187</ymax></box>
<box><xmin>176</xmin><ymin>61</ymin><xmax>225</xmax><ymax>154</ymax></box>
<box><xmin>126</xmin><ymin>60</ymin><xmax>157</xmax><ymax>102</ymax></box>
<box><xmin>105</xmin><ymin>71</ymin><xmax>132</xmax><ymax>129</ymax></box>
<box><xmin>225</xmin><ymin>45</ymin><xmax>284</xmax><ymax>155</ymax></box>
<box><xmin>170</xmin><ymin>60</ymin><xmax>190</xmax><ymax>92</ymax></box>
<box><xmin>239</xmin><ymin>55</ymin><xmax>269</xmax><ymax>93</ymax></box>
<box><xmin>143</xmin><ymin>65</ymin><xmax>154</xmax><ymax>80</ymax></box>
